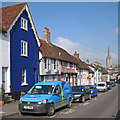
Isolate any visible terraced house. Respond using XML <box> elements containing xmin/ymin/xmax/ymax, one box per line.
<box><xmin>39</xmin><ymin>27</ymin><xmax>78</xmax><ymax>86</ymax></box>
<box><xmin>0</xmin><ymin>3</ymin><xmax>40</xmax><ymax>99</ymax></box>
<box><xmin>73</xmin><ymin>52</ymin><xmax>94</xmax><ymax>85</ymax></box>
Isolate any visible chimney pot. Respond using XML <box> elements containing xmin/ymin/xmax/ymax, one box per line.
<box><xmin>43</xmin><ymin>27</ymin><xmax>50</xmax><ymax>43</ymax></box>
<box><xmin>74</xmin><ymin>51</ymin><xmax>79</xmax><ymax>60</ymax></box>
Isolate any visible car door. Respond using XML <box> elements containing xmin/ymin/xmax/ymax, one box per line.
<box><xmin>53</xmin><ymin>85</ymin><xmax>62</xmax><ymax>109</ymax></box>
<box><xmin>84</xmin><ymin>86</ymin><xmax>88</xmax><ymax>99</ymax></box>
<box><xmin>85</xmin><ymin>86</ymin><xmax>90</xmax><ymax>99</ymax></box>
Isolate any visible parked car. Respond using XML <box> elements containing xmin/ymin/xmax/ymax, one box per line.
<box><xmin>87</xmin><ymin>85</ymin><xmax>97</xmax><ymax>97</ymax></box>
<box><xmin>72</xmin><ymin>85</ymin><xmax>91</xmax><ymax>103</ymax></box>
<box><xmin>106</xmin><ymin>82</ymin><xmax>112</xmax><ymax>90</ymax></box>
<box><xmin>19</xmin><ymin>81</ymin><xmax>72</xmax><ymax>116</ymax></box>
<box><xmin>111</xmin><ymin>81</ymin><xmax>116</xmax><ymax>87</ymax></box>
<box><xmin>97</xmin><ymin>82</ymin><xmax>108</xmax><ymax>92</ymax></box>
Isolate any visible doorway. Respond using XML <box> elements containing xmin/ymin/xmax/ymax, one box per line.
<box><xmin>2</xmin><ymin>67</ymin><xmax>8</xmax><ymax>92</ymax></box>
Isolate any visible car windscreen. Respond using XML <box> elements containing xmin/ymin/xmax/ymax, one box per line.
<box><xmin>98</xmin><ymin>84</ymin><xmax>105</xmax><ymax>86</ymax></box>
<box><xmin>27</xmin><ymin>85</ymin><xmax>55</xmax><ymax>95</ymax></box>
<box><xmin>89</xmin><ymin>86</ymin><xmax>94</xmax><ymax>89</ymax></box>
<box><xmin>106</xmin><ymin>82</ymin><xmax>110</xmax><ymax>85</ymax></box>
<box><xmin>72</xmin><ymin>86</ymin><xmax>84</xmax><ymax>92</ymax></box>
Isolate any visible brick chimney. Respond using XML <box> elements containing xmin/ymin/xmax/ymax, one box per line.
<box><xmin>74</xmin><ymin>51</ymin><xmax>79</xmax><ymax>60</ymax></box>
<box><xmin>43</xmin><ymin>27</ymin><xmax>50</xmax><ymax>43</ymax></box>
<box><xmin>86</xmin><ymin>59</ymin><xmax>89</xmax><ymax>64</ymax></box>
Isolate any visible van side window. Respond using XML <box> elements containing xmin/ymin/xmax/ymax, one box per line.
<box><xmin>54</xmin><ymin>85</ymin><xmax>61</xmax><ymax>94</ymax></box>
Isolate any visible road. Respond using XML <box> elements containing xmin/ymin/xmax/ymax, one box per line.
<box><xmin>3</xmin><ymin>84</ymin><xmax>118</xmax><ymax>119</ymax></box>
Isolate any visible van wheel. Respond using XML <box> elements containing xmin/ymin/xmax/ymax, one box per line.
<box><xmin>82</xmin><ymin>96</ymin><xmax>85</xmax><ymax>103</ymax></box>
<box><xmin>89</xmin><ymin>94</ymin><xmax>91</xmax><ymax>100</ymax></box>
<box><xmin>47</xmin><ymin>104</ymin><xmax>55</xmax><ymax>116</ymax></box>
<box><xmin>67</xmin><ymin>99</ymin><xmax>72</xmax><ymax>108</ymax></box>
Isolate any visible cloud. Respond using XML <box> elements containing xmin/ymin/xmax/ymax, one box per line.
<box><xmin>113</xmin><ymin>27</ymin><xmax>120</xmax><ymax>34</ymax></box>
<box><xmin>53</xmin><ymin>37</ymin><xmax>80</xmax><ymax>54</ymax></box>
<box><xmin>53</xmin><ymin>36</ymin><xmax>118</xmax><ymax>67</ymax></box>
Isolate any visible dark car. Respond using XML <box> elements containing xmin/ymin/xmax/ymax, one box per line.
<box><xmin>87</xmin><ymin>85</ymin><xmax>97</xmax><ymax>97</ymax></box>
<box><xmin>106</xmin><ymin>82</ymin><xmax>112</xmax><ymax>90</ymax></box>
<box><xmin>111</xmin><ymin>81</ymin><xmax>116</xmax><ymax>87</ymax></box>
<box><xmin>72</xmin><ymin>85</ymin><xmax>91</xmax><ymax>103</ymax></box>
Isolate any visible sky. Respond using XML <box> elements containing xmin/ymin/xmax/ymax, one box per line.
<box><xmin>2</xmin><ymin>2</ymin><xmax>118</xmax><ymax>67</ymax></box>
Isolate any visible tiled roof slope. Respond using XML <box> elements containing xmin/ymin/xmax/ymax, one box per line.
<box><xmin>39</xmin><ymin>39</ymin><xmax>79</xmax><ymax>64</ymax></box>
<box><xmin>0</xmin><ymin>2</ymin><xmax>26</xmax><ymax>32</ymax></box>
<box><xmin>93</xmin><ymin>64</ymin><xmax>108</xmax><ymax>74</ymax></box>
<box><xmin>100</xmin><ymin>66</ymin><xmax>108</xmax><ymax>74</ymax></box>
<box><xmin>76</xmin><ymin>58</ymin><xmax>86</xmax><ymax>69</ymax></box>
<box><xmin>82</xmin><ymin>62</ymin><xmax>94</xmax><ymax>73</ymax></box>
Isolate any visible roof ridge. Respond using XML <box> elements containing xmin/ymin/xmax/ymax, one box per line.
<box><xmin>1</xmin><ymin>2</ymin><xmax>27</xmax><ymax>9</ymax></box>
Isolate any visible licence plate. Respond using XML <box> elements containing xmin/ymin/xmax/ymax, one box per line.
<box><xmin>23</xmin><ymin>106</ymin><xmax>33</xmax><ymax>109</ymax></box>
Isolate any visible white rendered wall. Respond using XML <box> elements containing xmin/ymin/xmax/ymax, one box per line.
<box><xmin>0</xmin><ymin>32</ymin><xmax>10</xmax><ymax>93</ymax></box>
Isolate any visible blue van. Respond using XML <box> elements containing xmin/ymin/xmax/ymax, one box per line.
<box><xmin>19</xmin><ymin>81</ymin><xmax>72</xmax><ymax>116</ymax></box>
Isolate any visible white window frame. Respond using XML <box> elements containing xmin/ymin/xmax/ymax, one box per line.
<box><xmin>21</xmin><ymin>68</ymin><xmax>28</xmax><ymax>86</ymax></box>
<box><xmin>21</xmin><ymin>40</ymin><xmax>28</xmax><ymax>57</ymax></box>
<box><xmin>48</xmin><ymin>59</ymin><xmax>51</xmax><ymax>70</ymax></box>
<box><xmin>72</xmin><ymin>63</ymin><xmax>75</xmax><ymax>69</ymax></box>
<box><xmin>67</xmin><ymin>62</ymin><xmax>70</xmax><ymax>69</ymax></box>
<box><xmin>21</xmin><ymin>17</ymin><xmax>28</xmax><ymax>31</ymax></box>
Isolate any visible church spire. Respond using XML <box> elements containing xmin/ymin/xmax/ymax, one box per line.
<box><xmin>108</xmin><ymin>46</ymin><xmax>110</xmax><ymax>56</ymax></box>
<box><xmin>106</xmin><ymin>46</ymin><xmax>112</xmax><ymax>68</ymax></box>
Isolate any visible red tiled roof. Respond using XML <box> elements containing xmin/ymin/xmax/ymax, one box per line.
<box><xmin>0</xmin><ymin>2</ymin><xmax>26</xmax><ymax>32</ymax></box>
<box><xmin>39</xmin><ymin>39</ymin><xmax>93</xmax><ymax>73</ymax></box>
<box><xmin>39</xmin><ymin>39</ymin><xmax>78</xmax><ymax>64</ymax></box>
<box><xmin>100</xmin><ymin>66</ymin><xmax>108</xmax><ymax>74</ymax></box>
<box><xmin>93</xmin><ymin>64</ymin><xmax>108</xmax><ymax>74</ymax></box>
<box><xmin>82</xmin><ymin>62</ymin><xmax>94</xmax><ymax>73</ymax></box>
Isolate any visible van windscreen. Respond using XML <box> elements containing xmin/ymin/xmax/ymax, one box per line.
<box><xmin>27</xmin><ymin>85</ymin><xmax>54</xmax><ymax>95</ymax></box>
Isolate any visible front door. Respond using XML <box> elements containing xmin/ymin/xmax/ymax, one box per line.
<box><xmin>2</xmin><ymin>67</ymin><xmax>8</xmax><ymax>92</ymax></box>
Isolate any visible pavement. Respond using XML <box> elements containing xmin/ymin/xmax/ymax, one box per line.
<box><xmin>0</xmin><ymin>100</ymin><xmax>19</xmax><ymax>118</ymax></box>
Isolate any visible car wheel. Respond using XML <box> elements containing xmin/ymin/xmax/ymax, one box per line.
<box><xmin>67</xmin><ymin>99</ymin><xmax>72</xmax><ymax>108</ymax></box>
<box><xmin>89</xmin><ymin>94</ymin><xmax>91</xmax><ymax>100</ymax></box>
<box><xmin>47</xmin><ymin>104</ymin><xmax>55</xmax><ymax>116</ymax></box>
<box><xmin>82</xmin><ymin>96</ymin><xmax>85</xmax><ymax>103</ymax></box>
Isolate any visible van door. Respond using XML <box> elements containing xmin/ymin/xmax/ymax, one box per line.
<box><xmin>61</xmin><ymin>82</ymin><xmax>70</xmax><ymax>106</ymax></box>
<box><xmin>53</xmin><ymin>85</ymin><xmax>62</xmax><ymax>109</ymax></box>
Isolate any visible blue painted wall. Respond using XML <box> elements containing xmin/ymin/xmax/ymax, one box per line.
<box><xmin>10</xmin><ymin>10</ymin><xmax>39</xmax><ymax>92</ymax></box>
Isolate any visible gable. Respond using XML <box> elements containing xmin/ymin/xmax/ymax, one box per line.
<box><xmin>1</xmin><ymin>2</ymin><xmax>40</xmax><ymax>47</ymax></box>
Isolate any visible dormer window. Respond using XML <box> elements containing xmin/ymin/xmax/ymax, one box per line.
<box><xmin>21</xmin><ymin>17</ymin><xmax>28</xmax><ymax>31</ymax></box>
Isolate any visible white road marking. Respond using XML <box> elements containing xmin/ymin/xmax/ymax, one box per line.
<box><xmin>79</xmin><ymin>104</ymin><xmax>82</xmax><ymax>106</ymax></box>
<box><xmin>82</xmin><ymin>102</ymin><xmax>89</xmax><ymax>106</ymax></box>
<box><xmin>59</xmin><ymin>109</ymin><xmax>75</xmax><ymax>115</ymax></box>
<box><xmin>73</xmin><ymin>106</ymin><xmax>77</xmax><ymax>109</ymax></box>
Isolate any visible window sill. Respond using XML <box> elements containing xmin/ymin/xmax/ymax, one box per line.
<box><xmin>21</xmin><ymin>55</ymin><xmax>28</xmax><ymax>58</ymax></box>
<box><xmin>21</xmin><ymin>83</ymin><xmax>28</xmax><ymax>86</ymax></box>
<box><xmin>21</xmin><ymin>27</ymin><xmax>28</xmax><ymax>32</ymax></box>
